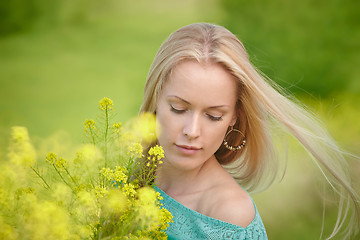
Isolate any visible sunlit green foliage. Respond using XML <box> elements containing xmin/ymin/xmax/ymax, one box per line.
<box><xmin>221</xmin><ymin>0</ymin><xmax>360</xmax><ymax>96</ymax></box>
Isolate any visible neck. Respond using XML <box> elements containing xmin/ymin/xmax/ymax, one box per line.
<box><xmin>155</xmin><ymin>155</ymin><xmax>222</xmax><ymax>196</ymax></box>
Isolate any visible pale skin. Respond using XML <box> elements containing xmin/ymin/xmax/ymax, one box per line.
<box><xmin>155</xmin><ymin>60</ymin><xmax>255</xmax><ymax>228</ymax></box>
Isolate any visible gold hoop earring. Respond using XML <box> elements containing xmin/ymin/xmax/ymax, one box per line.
<box><xmin>223</xmin><ymin>127</ymin><xmax>246</xmax><ymax>151</ymax></box>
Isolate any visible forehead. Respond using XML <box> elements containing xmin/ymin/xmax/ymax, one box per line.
<box><xmin>162</xmin><ymin>61</ymin><xmax>238</xmax><ymax>106</ymax></box>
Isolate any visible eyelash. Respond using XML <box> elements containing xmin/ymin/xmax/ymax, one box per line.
<box><xmin>170</xmin><ymin>106</ymin><xmax>223</xmax><ymax>121</ymax></box>
<box><xmin>207</xmin><ymin>114</ymin><xmax>223</xmax><ymax>121</ymax></box>
<box><xmin>170</xmin><ymin>105</ymin><xmax>186</xmax><ymax>114</ymax></box>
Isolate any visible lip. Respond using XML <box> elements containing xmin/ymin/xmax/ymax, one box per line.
<box><xmin>175</xmin><ymin>144</ymin><xmax>201</xmax><ymax>155</ymax></box>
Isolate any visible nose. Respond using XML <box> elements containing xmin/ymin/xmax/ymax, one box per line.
<box><xmin>183</xmin><ymin>113</ymin><xmax>201</xmax><ymax>140</ymax></box>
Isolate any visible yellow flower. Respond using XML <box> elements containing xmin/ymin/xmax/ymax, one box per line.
<box><xmin>100</xmin><ymin>167</ymin><xmax>128</xmax><ymax>185</ymax></box>
<box><xmin>1</xmin><ymin>99</ymin><xmax>176</xmax><ymax>239</ymax></box>
<box><xmin>113</xmin><ymin>166</ymin><xmax>128</xmax><ymax>183</ymax></box>
<box><xmin>127</xmin><ymin>142</ymin><xmax>143</xmax><ymax>159</ymax></box>
<box><xmin>159</xmin><ymin>208</ymin><xmax>173</xmax><ymax>231</ymax></box>
<box><xmin>52</xmin><ymin>183</ymin><xmax>72</xmax><ymax>206</ymax></box>
<box><xmin>155</xmin><ymin>192</ymin><xmax>163</xmax><ymax>201</ymax></box>
<box><xmin>74</xmin><ymin>144</ymin><xmax>102</xmax><ymax>167</ymax></box>
<box><xmin>99</xmin><ymin>97</ymin><xmax>113</xmax><ymax>111</ymax></box>
<box><xmin>76</xmin><ymin>190</ymin><xmax>97</xmax><ymax>210</ymax></box>
<box><xmin>148</xmin><ymin>145</ymin><xmax>165</xmax><ymax>162</ymax></box>
<box><xmin>55</xmin><ymin>157</ymin><xmax>68</xmax><ymax>170</ymax></box>
<box><xmin>24</xmin><ymin>200</ymin><xmax>72</xmax><ymax>240</ymax></box>
<box><xmin>74</xmin><ymin>184</ymin><xmax>87</xmax><ymax>193</ymax></box>
<box><xmin>46</xmin><ymin>153</ymin><xmax>68</xmax><ymax>170</ymax></box>
<box><xmin>20</xmin><ymin>187</ymin><xmax>34</xmax><ymax>194</ymax></box>
<box><xmin>133</xmin><ymin>187</ymin><xmax>161</xmax><ymax>231</ymax></box>
<box><xmin>100</xmin><ymin>168</ymin><xmax>114</xmax><ymax>181</ymax></box>
<box><xmin>8</xmin><ymin>126</ymin><xmax>36</xmax><ymax>167</ymax></box>
<box><xmin>10</xmin><ymin>126</ymin><xmax>29</xmax><ymax>142</ymax></box>
<box><xmin>132</xmin><ymin>112</ymin><xmax>157</xmax><ymax>143</ymax></box>
<box><xmin>46</xmin><ymin>152</ymin><xmax>57</xmax><ymax>165</ymax></box>
<box><xmin>112</xmin><ymin>122</ymin><xmax>123</xmax><ymax>134</ymax></box>
<box><xmin>93</xmin><ymin>186</ymin><xmax>108</xmax><ymax>199</ymax></box>
<box><xmin>74</xmin><ymin>190</ymin><xmax>100</xmax><ymax>228</ymax></box>
<box><xmin>121</xmin><ymin>183</ymin><xmax>137</xmax><ymax>198</ymax></box>
<box><xmin>84</xmin><ymin>119</ymin><xmax>96</xmax><ymax>131</ymax></box>
<box><xmin>0</xmin><ymin>215</ymin><xmax>18</xmax><ymax>240</ymax></box>
<box><xmin>101</xmin><ymin>189</ymin><xmax>128</xmax><ymax>214</ymax></box>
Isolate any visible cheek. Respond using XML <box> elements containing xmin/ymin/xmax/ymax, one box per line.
<box><xmin>155</xmin><ymin>113</ymin><xmax>166</xmax><ymax>145</ymax></box>
<box><xmin>207</xmin><ymin>128</ymin><xmax>227</xmax><ymax>149</ymax></box>
<box><xmin>155</xmin><ymin>102</ymin><xmax>168</xmax><ymax>141</ymax></box>
<box><xmin>155</xmin><ymin>109</ymin><xmax>178</xmax><ymax>145</ymax></box>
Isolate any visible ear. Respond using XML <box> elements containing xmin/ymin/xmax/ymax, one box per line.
<box><xmin>230</xmin><ymin>112</ymin><xmax>237</xmax><ymax>126</ymax></box>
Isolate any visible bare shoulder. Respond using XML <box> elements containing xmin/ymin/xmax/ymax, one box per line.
<box><xmin>205</xmin><ymin>182</ymin><xmax>255</xmax><ymax>228</ymax></box>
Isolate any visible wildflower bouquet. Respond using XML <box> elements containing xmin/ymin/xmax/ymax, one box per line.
<box><xmin>0</xmin><ymin>97</ymin><xmax>172</xmax><ymax>239</ymax></box>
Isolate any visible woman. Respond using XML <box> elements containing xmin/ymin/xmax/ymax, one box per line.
<box><xmin>140</xmin><ymin>23</ymin><xmax>359</xmax><ymax>239</ymax></box>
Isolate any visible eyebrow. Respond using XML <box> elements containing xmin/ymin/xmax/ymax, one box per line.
<box><xmin>167</xmin><ymin>95</ymin><xmax>230</xmax><ymax>109</ymax></box>
<box><xmin>167</xmin><ymin>95</ymin><xmax>191</xmax><ymax>105</ymax></box>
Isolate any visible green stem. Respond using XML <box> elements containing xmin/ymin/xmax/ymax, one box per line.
<box><xmin>53</xmin><ymin>165</ymin><xmax>72</xmax><ymax>190</ymax></box>
<box><xmin>89</xmin><ymin>128</ymin><xmax>96</xmax><ymax>145</ymax></box>
<box><xmin>104</xmin><ymin>107</ymin><xmax>109</xmax><ymax>168</ymax></box>
<box><xmin>85</xmin><ymin>165</ymin><xmax>96</xmax><ymax>189</ymax></box>
<box><xmin>146</xmin><ymin>167</ymin><xmax>154</xmax><ymax>186</ymax></box>
<box><xmin>31</xmin><ymin>166</ymin><xmax>51</xmax><ymax>189</ymax></box>
<box><xmin>100</xmin><ymin>171</ymin><xmax>105</xmax><ymax>188</ymax></box>
<box><xmin>64</xmin><ymin>166</ymin><xmax>78</xmax><ymax>187</ymax></box>
<box><xmin>126</xmin><ymin>157</ymin><xmax>135</xmax><ymax>181</ymax></box>
<box><xmin>145</xmin><ymin>158</ymin><xmax>158</xmax><ymax>186</ymax></box>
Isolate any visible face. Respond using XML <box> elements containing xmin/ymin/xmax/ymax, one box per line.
<box><xmin>156</xmin><ymin>60</ymin><xmax>238</xmax><ymax>171</ymax></box>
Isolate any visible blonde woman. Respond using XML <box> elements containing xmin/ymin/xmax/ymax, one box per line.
<box><xmin>140</xmin><ymin>23</ymin><xmax>359</xmax><ymax>239</ymax></box>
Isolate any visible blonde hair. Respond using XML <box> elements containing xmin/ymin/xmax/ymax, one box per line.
<box><xmin>140</xmin><ymin>23</ymin><xmax>359</xmax><ymax>239</ymax></box>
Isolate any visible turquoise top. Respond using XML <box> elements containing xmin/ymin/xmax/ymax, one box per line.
<box><xmin>155</xmin><ymin>186</ymin><xmax>268</xmax><ymax>240</ymax></box>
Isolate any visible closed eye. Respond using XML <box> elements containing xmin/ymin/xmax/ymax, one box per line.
<box><xmin>170</xmin><ymin>105</ymin><xmax>186</xmax><ymax>114</ymax></box>
<box><xmin>170</xmin><ymin>103</ymin><xmax>223</xmax><ymax>121</ymax></box>
<box><xmin>207</xmin><ymin>114</ymin><xmax>223</xmax><ymax>121</ymax></box>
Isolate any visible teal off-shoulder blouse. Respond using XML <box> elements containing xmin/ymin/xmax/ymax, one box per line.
<box><xmin>154</xmin><ymin>186</ymin><xmax>268</xmax><ymax>240</ymax></box>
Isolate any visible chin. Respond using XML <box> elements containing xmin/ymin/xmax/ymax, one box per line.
<box><xmin>165</xmin><ymin>155</ymin><xmax>204</xmax><ymax>171</ymax></box>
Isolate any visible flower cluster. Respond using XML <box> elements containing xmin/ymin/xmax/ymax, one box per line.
<box><xmin>7</xmin><ymin>126</ymin><xmax>36</xmax><ymax>167</ymax></box>
<box><xmin>0</xmin><ymin>97</ymin><xmax>172</xmax><ymax>239</ymax></box>
<box><xmin>100</xmin><ymin>166</ymin><xmax>128</xmax><ymax>184</ymax></box>
<box><xmin>98</xmin><ymin>97</ymin><xmax>113</xmax><ymax>111</ymax></box>
<box><xmin>128</xmin><ymin>142</ymin><xmax>144</xmax><ymax>159</ymax></box>
<box><xmin>132</xmin><ymin>112</ymin><xmax>157</xmax><ymax>143</ymax></box>
<box><xmin>84</xmin><ymin>119</ymin><xmax>96</xmax><ymax>130</ymax></box>
<box><xmin>112</xmin><ymin>122</ymin><xmax>123</xmax><ymax>134</ymax></box>
<box><xmin>46</xmin><ymin>152</ymin><xmax>69</xmax><ymax>169</ymax></box>
<box><xmin>148</xmin><ymin>145</ymin><xmax>165</xmax><ymax>165</ymax></box>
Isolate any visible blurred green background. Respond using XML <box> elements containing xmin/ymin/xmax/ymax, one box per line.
<box><xmin>1</xmin><ymin>0</ymin><xmax>359</xmax><ymax>239</ymax></box>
